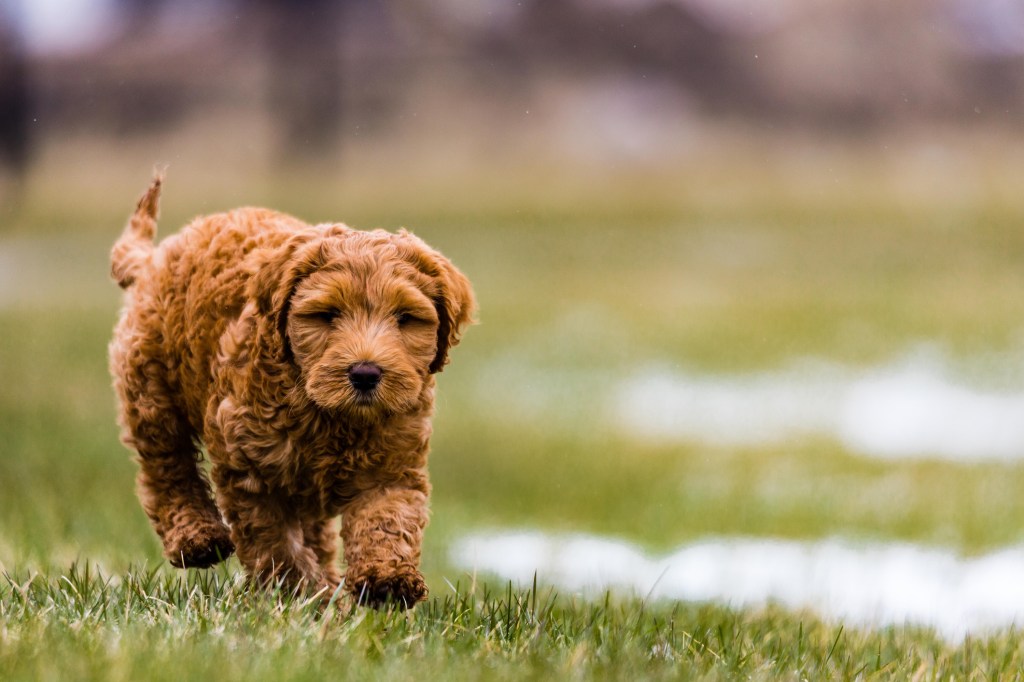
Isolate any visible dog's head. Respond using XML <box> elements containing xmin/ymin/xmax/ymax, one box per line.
<box><xmin>249</xmin><ymin>225</ymin><xmax>475</xmax><ymax>418</ymax></box>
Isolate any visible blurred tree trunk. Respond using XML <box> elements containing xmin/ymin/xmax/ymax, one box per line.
<box><xmin>0</xmin><ymin>18</ymin><xmax>30</xmax><ymax>185</ymax></box>
<box><xmin>258</xmin><ymin>0</ymin><xmax>345</xmax><ymax>163</ymax></box>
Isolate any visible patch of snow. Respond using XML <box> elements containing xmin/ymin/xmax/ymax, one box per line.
<box><xmin>616</xmin><ymin>350</ymin><xmax>1024</xmax><ymax>461</ymax></box>
<box><xmin>451</xmin><ymin>530</ymin><xmax>1024</xmax><ymax>640</ymax></box>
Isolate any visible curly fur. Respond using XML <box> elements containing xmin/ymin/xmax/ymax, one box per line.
<box><xmin>109</xmin><ymin>176</ymin><xmax>475</xmax><ymax>607</ymax></box>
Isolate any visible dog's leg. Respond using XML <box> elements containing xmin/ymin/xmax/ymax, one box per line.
<box><xmin>216</xmin><ymin>488</ymin><xmax>327</xmax><ymax>595</ymax></box>
<box><xmin>302</xmin><ymin>516</ymin><xmax>341</xmax><ymax>587</ymax></box>
<box><xmin>204</xmin><ymin>403</ymin><xmax>329</xmax><ymax>595</ymax></box>
<box><xmin>340</xmin><ymin>485</ymin><xmax>429</xmax><ymax>608</ymax></box>
<box><xmin>134</xmin><ymin>444</ymin><xmax>235</xmax><ymax>569</ymax></box>
<box><xmin>111</xmin><ymin>331</ymin><xmax>233</xmax><ymax>568</ymax></box>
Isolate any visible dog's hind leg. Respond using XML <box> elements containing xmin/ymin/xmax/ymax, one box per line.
<box><xmin>111</xmin><ymin>324</ymin><xmax>234</xmax><ymax>568</ymax></box>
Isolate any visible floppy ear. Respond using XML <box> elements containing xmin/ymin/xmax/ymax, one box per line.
<box><xmin>248</xmin><ymin>233</ymin><xmax>325</xmax><ymax>359</ymax></box>
<box><xmin>431</xmin><ymin>257</ymin><xmax>475</xmax><ymax>373</ymax></box>
<box><xmin>396</xmin><ymin>230</ymin><xmax>476</xmax><ymax>373</ymax></box>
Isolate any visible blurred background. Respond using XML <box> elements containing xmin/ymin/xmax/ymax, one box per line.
<box><xmin>4</xmin><ymin>0</ymin><xmax>1024</xmax><ymax>629</ymax></box>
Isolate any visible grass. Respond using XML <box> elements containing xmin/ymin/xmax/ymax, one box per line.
<box><xmin>4</xmin><ymin>564</ymin><xmax>1020</xmax><ymax>681</ymax></box>
<box><xmin>5</xmin><ymin>130</ymin><xmax>1024</xmax><ymax>677</ymax></box>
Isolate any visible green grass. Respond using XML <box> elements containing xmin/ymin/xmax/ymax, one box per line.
<box><xmin>5</xmin><ymin>134</ymin><xmax>1024</xmax><ymax>678</ymax></box>
<box><xmin>3</xmin><ymin>565</ymin><xmax>1019</xmax><ymax>681</ymax></box>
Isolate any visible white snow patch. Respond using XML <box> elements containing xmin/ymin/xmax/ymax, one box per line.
<box><xmin>451</xmin><ymin>530</ymin><xmax>1024</xmax><ymax>640</ymax></box>
<box><xmin>616</xmin><ymin>350</ymin><xmax>1024</xmax><ymax>461</ymax></box>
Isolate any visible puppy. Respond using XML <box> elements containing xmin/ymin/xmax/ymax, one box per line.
<box><xmin>109</xmin><ymin>176</ymin><xmax>474</xmax><ymax>607</ymax></box>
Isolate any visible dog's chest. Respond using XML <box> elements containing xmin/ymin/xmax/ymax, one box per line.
<box><xmin>290</xmin><ymin>420</ymin><xmax>428</xmax><ymax>502</ymax></box>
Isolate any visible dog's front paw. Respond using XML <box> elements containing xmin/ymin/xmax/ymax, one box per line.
<box><xmin>165</xmin><ymin>520</ymin><xmax>235</xmax><ymax>569</ymax></box>
<box><xmin>347</xmin><ymin>566</ymin><xmax>428</xmax><ymax>609</ymax></box>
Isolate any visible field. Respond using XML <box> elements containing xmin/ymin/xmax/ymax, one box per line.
<box><xmin>4</xmin><ymin>130</ymin><xmax>1024</xmax><ymax>679</ymax></box>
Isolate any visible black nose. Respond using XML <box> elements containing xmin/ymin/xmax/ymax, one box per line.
<box><xmin>348</xmin><ymin>363</ymin><xmax>382</xmax><ymax>392</ymax></box>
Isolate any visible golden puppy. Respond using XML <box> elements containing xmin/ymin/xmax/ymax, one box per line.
<box><xmin>109</xmin><ymin>176</ymin><xmax>474</xmax><ymax>607</ymax></box>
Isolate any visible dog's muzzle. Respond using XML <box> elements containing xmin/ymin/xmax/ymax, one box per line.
<box><xmin>348</xmin><ymin>362</ymin><xmax>383</xmax><ymax>394</ymax></box>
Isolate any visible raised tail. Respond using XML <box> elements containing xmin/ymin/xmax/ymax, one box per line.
<box><xmin>111</xmin><ymin>174</ymin><xmax>163</xmax><ymax>289</ymax></box>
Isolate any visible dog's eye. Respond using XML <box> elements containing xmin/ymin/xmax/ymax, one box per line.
<box><xmin>395</xmin><ymin>312</ymin><xmax>418</xmax><ymax>327</ymax></box>
<box><xmin>308</xmin><ymin>310</ymin><xmax>338</xmax><ymax>324</ymax></box>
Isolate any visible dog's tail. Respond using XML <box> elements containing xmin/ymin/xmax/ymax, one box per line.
<box><xmin>111</xmin><ymin>174</ymin><xmax>162</xmax><ymax>289</ymax></box>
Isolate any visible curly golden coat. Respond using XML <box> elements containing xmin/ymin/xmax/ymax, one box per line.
<box><xmin>109</xmin><ymin>176</ymin><xmax>475</xmax><ymax>607</ymax></box>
